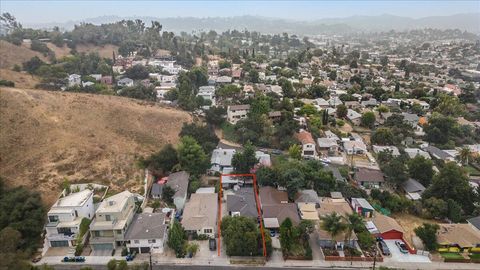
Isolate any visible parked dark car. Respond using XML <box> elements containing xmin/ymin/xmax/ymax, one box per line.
<box><xmin>378</xmin><ymin>240</ymin><xmax>390</xmax><ymax>256</ymax></box>
<box><xmin>395</xmin><ymin>240</ymin><xmax>409</xmax><ymax>254</ymax></box>
<box><xmin>209</xmin><ymin>238</ymin><xmax>217</xmax><ymax>251</ymax></box>
<box><xmin>62</xmin><ymin>256</ymin><xmax>85</xmax><ymax>262</ymax></box>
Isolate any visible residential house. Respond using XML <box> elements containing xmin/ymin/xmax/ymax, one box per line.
<box><xmin>401</xmin><ymin>113</ymin><xmax>420</xmax><ymax>128</ymax></box>
<box><xmin>404</xmin><ymin>148</ymin><xmax>431</xmax><ymax>159</ymax></box>
<box><xmin>424</xmin><ymin>145</ymin><xmax>456</xmax><ymax>162</ymax></box>
<box><xmin>347</xmin><ymin>109</ymin><xmax>362</xmax><ymax>125</ymax></box>
<box><xmin>100</xmin><ymin>76</ymin><xmax>113</xmax><ymax>85</ymax></box>
<box><xmin>361</xmin><ymin>98</ymin><xmax>378</xmax><ymax>107</ymax></box>
<box><xmin>125</xmin><ymin>211</ymin><xmax>172</xmax><ymax>254</ymax></box>
<box><xmin>197</xmin><ymin>86</ymin><xmax>216</xmax><ymax>109</ymax></box>
<box><xmin>210</xmin><ymin>148</ymin><xmax>236</xmax><ymax>174</ymax></box>
<box><xmin>436</xmin><ymin>224</ymin><xmax>480</xmax><ymax>252</ymax></box>
<box><xmin>227</xmin><ymin>104</ymin><xmax>250</xmax><ymax>124</ymax></box>
<box><xmin>325</xmin><ymin>166</ymin><xmax>346</xmax><ymax>182</ymax></box>
<box><xmin>354</xmin><ymin>168</ymin><xmax>384</xmax><ymax>188</ymax></box>
<box><xmin>46</xmin><ymin>189</ymin><xmax>95</xmax><ymax>248</ymax></box>
<box><xmin>151</xmin><ymin>183</ymin><xmax>163</xmax><ymax>199</ymax></box>
<box><xmin>401</xmin><ymin>178</ymin><xmax>426</xmax><ymax>201</ymax></box>
<box><xmin>315</xmin><ymin>98</ymin><xmax>330</xmax><ymax>109</ymax></box>
<box><xmin>343</xmin><ymin>140</ymin><xmax>367</xmax><ymax>155</ymax></box>
<box><xmin>294</xmin><ymin>190</ymin><xmax>320</xmax><ymax>221</ymax></box>
<box><xmin>371</xmin><ymin>214</ymin><xmax>406</xmax><ymax>241</ymax></box>
<box><xmin>295</xmin><ymin>130</ymin><xmax>318</xmax><ymax>159</ymax></box>
<box><xmin>350</xmin><ymin>198</ymin><xmax>374</xmax><ymax>218</ymax></box>
<box><xmin>89</xmin><ymin>191</ymin><xmax>136</xmax><ymax>253</ymax></box>
<box><xmin>372</xmin><ymin>145</ymin><xmax>400</xmax><ymax>157</ymax></box>
<box><xmin>467</xmin><ymin>216</ymin><xmax>480</xmax><ymax>232</ymax></box>
<box><xmin>344</xmin><ymin>101</ymin><xmax>361</xmax><ymax>110</ymax></box>
<box><xmin>166</xmin><ymin>171</ymin><xmax>190</xmax><ymax>211</ymax></box>
<box><xmin>226</xmin><ymin>187</ymin><xmax>257</xmax><ymax>218</ymax></box>
<box><xmin>181</xmin><ymin>193</ymin><xmax>218</xmax><ymax>238</ymax></box>
<box><xmin>268</xmin><ymin>111</ymin><xmax>282</xmax><ymax>122</ymax></box>
<box><xmin>317</xmin><ymin>196</ymin><xmax>356</xmax><ymax>250</ymax></box>
<box><xmin>317</xmin><ymin>137</ymin><xmax>339</xmax><ymax>155</ymax></box>
<box><xmin>68</xmin><ymin>74</ymin><xmax>81</xmax><ymax>87</ymax></box>
<box><xmin>117</xmin><ymin>77</ymin><xmax>134</xmax><ymax>87</ymax></box>
<box><xmin>216</xmin><ymin>76</ymin><xmax>232</xmax><ymax>85</ymax></box>
<box><xmin>259</xmin><ymin>187</ymin><xmax>299</xmax><ymax>229</ymax></box>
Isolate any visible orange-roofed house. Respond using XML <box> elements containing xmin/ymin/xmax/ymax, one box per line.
<box><xmin>418</xmin><ymin>116</ymin><xmax>427</xmax><ymax>126</ymax></box>
<box><xmin>295</xmin><ymin>130</ymin><xmax>317</xmax><ymax>160</ymax></box>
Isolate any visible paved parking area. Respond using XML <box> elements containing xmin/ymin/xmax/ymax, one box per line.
<box><xmin>384</xmin><ymin>240</ymin><xmax>430</xmax><ymax>263</ymax></box>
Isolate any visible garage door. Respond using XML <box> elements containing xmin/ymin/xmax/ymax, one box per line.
<box><xmin>50</xmin><ymin>240</ymin><xmax>69</xmax><ymax>247</ymax></box>
<box><xmin>140</xmin><ymin>247</ymin><xmax>150</xmax><ymax>253</ymax></box>
<box><xmin>92</xmin><ymin>243</ymin><xmax>114</xmax><ymax>250</ymax></box>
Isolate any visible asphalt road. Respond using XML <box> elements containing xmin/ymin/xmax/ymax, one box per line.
<box><xmin>49</xmin><ymin>264</ymin><xmax>368</xmax><ymax>270</ymax></box>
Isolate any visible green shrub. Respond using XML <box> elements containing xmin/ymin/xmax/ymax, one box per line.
<box><xmin>75</xmin><ymin>243</ymin><xmax>83</xmax><ymax>256</ymax></box>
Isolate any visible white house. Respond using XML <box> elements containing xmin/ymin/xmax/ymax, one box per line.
<box><xmin>89</xmin><ymin>191</ymin><xmax>136</xmax><ymax>253</ymax></box>
<box><xmin>197</xmin><ymin>86</ymin><xmax>216</xmax><ymax>109</ymax></box>
<box><xmin>295</xmin><ymin>130</ymin><xmax>317</xmax><ymax>159</ymax></box>
<box><xmin>347</xmin><ymin>109</ymin><xmax>362</xmax><ymax>126</ymax></box>
<box><xmin>68</xmin><ymin>74</ymin><xmax>81</xmax><ymax>87</ymax></box>
<box><xmin>227</xmin><ymin>104</ymin><xmax>250</xmax><ymax>124</ymax></box>
<box><xmin>46</xmin><ymin>189</ymin><xmax>94</xmax><ymax>248</ymax></box>
<box><xmin>117</xmin><ymin>77</ymin><xmax>134</xmax><ymax>87</ymax></box>
<box><xmin>125</xmin><ymin>211</ymin><xmax>173</xmax><ymax>254</ymax></box>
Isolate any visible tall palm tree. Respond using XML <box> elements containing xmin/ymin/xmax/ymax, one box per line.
<box><xmin>344</xmin><ymin>213</ymin><xmax>364</xmax><ymax>248</ymax></box>
<box><xmin>320</xmin><ymin>213</ymin><xmax>347</xmax><ymax>249</ymax></box>
<box><xmin>458</xmin><ymin>147</ymin><xmax>472</xmax><ymax>166</ymax></box>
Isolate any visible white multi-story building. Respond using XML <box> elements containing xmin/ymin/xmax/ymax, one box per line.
<box><xmin>89</xmin><ymin>191</ymin><xmax>136</xmax><ymax>253</ymax></box>
<box><xmin>197</xmin><ymin>86</ymin><xmax>216</xmax><ymax>109</ymax></box>
<box><xmin>45</xmin><ymin>189</ymin><xmax>95</xmax><ymax>248</ymax></box>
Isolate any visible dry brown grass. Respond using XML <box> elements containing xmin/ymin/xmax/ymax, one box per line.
<box><xmin>0</xmin><ymin>40</ymin><xmax>47</xmax><ymax>69</ymax></box>
<box><xmin>46</xmin><ymin>43</ymin><xmax>72</xmax><ymax>59</ymax></box>
<box><xmin>0</xmin><ymin>69</ymin><xmax>40</xmax><ymax>88</ymax></box>
<box><xmin>0</xmin><ymin>87</ymin><xmax>191</xmax><ymax>205</ymax></box>
<box><xmin>391</xmin><ymin>213</ymin><xmax>440</xmax><ymax>244</ymax></box>
<box><xmin>76</xmin><ymin>44</ymin><xmax>119</xmax><ymax>59</ymax></box>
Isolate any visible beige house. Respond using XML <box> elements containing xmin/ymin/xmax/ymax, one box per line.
<box><xmin>89</xmin><ymin>191</ymin><xmax>136</xmax><ymax>254</ymax></box>
<box><xmin>181</xmin><ymin>193</ymin><xmax>218</xmax><ymax>238</ymax></box>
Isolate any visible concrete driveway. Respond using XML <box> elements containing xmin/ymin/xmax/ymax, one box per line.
<box><xmin>383</xmin><ymin>240</ymin><xmax>430</xmax><ymax>263</ymax></box>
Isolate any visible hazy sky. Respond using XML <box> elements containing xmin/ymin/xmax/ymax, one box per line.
<box><xmin>3</xmin><ymin>0</ymin><xmax>479</xmax><ymax>23</ymax></box>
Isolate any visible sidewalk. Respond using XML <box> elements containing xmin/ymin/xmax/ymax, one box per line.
<box><xmin>38</xmin><ymin>254</ymin><xmax>480</xmax><ymax>270</ymax></box>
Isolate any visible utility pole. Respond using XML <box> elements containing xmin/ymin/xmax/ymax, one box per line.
<box><xmin>149</xmin><ymin>246</ymin><xmax>153</xmax><ymax>270</ymax></box>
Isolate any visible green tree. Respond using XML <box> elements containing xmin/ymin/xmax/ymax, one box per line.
<box><xmin>162</xmin><ymin>185</ymin><xmax>175</xmax><ymax>205</ymax></box>
<box><xmin>336</xmin><ymin>104</ymin><xmax>348</xmax><ymax>118</ymax></box>
<box><xmin>179</xmin><ymin>123</ymin><xmax>219</xmax><ymax>154</ymax></box>
<box><xmin>279</xmin><ymin>218</ymin><xmax>296</xmax><ymax>252</ymax></box>
<box><xmin>107</xmin><ymin>259</ymin><xmax>117</xmax><ymax>270</ymax></box>
<box><xmin>177</xmin><ymin>136</ymin><xmax>209</xmax><ymax>176</ymax></box>
<box><xmin>288</xmin><ymin>144</ymin><xmax>302</xmax><ymax>160</ymax></box>
<box><xmin>320</xmin><ymin>213</ymin><xmax>346</xmax><ymax>249</ymax></box>
<box><xmin>283</xmin><ymin>168</ymin><xmax>305</xmax><ymax>200</ymax></box>
<box><xmin>118</xmin><ymin>85</ymin><xmax>156</xmax><ymax>101</ymax></box>
<box><xmin>360</xmin><ymin>111</ymin><xmax>376</xmax><ymax>128</ymax></box>
<box><xmin>167</xmin><ymin>221</ymin><xmax>187</xmax><ymax>258</ymax></box>
<box><xmin>124</xmin><ymin>64</ymin><xmax>149</xmax><ymax>80</ymax></box>
<box><xmin>371</xmin><ymin>128</ymin><xmax>394</xmax><ymax>145</ymax></box>
<box><xmin>382</xmin><ymin>157</ymin><xmax>408</xmax><ymax>188</ymax></box>
<box><xmin>434</xmin><ymin>95</ymin><xmax>465</xmax><ymax>117</ymax></box>
<box><xmin>423</xmin><ymin>162</ymin><xmax>476</xmax><ymax>216</ymax></box>
<box><xmin>22</xmin><ymin>56</ymin><xmax>45</xmax><ymax>74</ymax></box>
<box><xmin>256</xmin><ymin>166</ymin><xmax>278</xmax><ymax>187</ymax></box>
<box><xmin>221</xmin><ymin>216</ymin><xmax>260</xmax><ymax>256</ymax></box>
<box><xmin>414</xmin><ymin>223</ymin><xmax>439</xmax><ymax>251</ymax></box>
<box><xmin>232</xmin><ymin>142</ymin><xmax>258</xmax><ymax>173</ymax></box>
<box><xmin>280</xmin><ymin>79</ymin><xmax>295</xmax><ymax>98</ymax></box>
<box><xmin>458</xmin><ymin>147</ymin><xmax>472</xmax><ymax>165</ymax></box>
<box><xmin>422</xmin><ymin>197</ymin><xmax>448</xmax><ymax>219</ymax></box>
<box><xmin>117</xmin><ymin>260</ymin><xmax>128</xmax><ymax>270</ymax></box>
<box><xmin>205</xmin><ymin>106</ymin><xmax>227</xmax><ymax>126</ymax></box>
<box><xmin>138</xmin><ymin>144</ymin><xmax>178</xmax><ymax>174</ymax></box>
<box><xmin>407</xmin><ymin>156</ymin><xmax>434</xmax><ymax>187</ymax></box>
<box><xmin>344</xmin><ymin>214</ymin><xmax>364</xmax><ymax>247</ymax></box>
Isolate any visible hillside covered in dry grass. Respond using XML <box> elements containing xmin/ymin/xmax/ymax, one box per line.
<box><xmin>0</xmin><ymin>87</ymin><xmax>191</xmax><ymax>205</ymax></box>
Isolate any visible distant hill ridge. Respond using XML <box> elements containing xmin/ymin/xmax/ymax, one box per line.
<box><xmin>24</xmin><ymin>13</ymin><xmax>480</xmax><ymax>34</ymax></box>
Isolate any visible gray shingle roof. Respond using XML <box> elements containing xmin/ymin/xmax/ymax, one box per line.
<box><xmin>467</xmin><ymin>216</ymin><xmax>480</xmax><ymax>231</ymax></box>
<box><xmin>226</xmin><ymin>188</ymin><xmax>258</xmax><ymax>218</ymax></box>
<box><xmin>401</xmin><ymin>178</ymin><xmax>426</xmax><ymax>194</ymax></box>
<box><xmin>166</xmin><ymin>171</ymin><xmax>190</xmax><ymax>199</ymax></box>
<box><xmin>125</xmin><ymin>213</ymin><xmax>167</xmax><ymax>240</ymax></box>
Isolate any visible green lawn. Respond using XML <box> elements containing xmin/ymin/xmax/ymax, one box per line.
<box><xmin>469</xmin><ymin>253</ymin><xmax>480</xmax><ymax>259</ymax></box>
<box><xmin>440</xmin><ymin>252</ymin><xmax>464</xmax><ymax>259</ymax></box>
<box><xmin>464</xmin><ymin>165</ymin><xmax>480</xmax><ymax>176</ymax></box>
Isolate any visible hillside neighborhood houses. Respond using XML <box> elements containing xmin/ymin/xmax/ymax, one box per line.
<box><xmin>24</xmin><ymin>25</ymin><xmax>480</xmax><ymax>269</ymax></box>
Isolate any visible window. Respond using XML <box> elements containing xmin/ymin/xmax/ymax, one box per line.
<box><xmin>134</xmin><ymin>240</ymin><xmax>140</xmax><ymax>244</ymax></box>
<box><xmin>116</xmin><ymin>230</ymin><xmax>122</xmax><ymax>234</ymax></box>
<box><xmin>148</xmin><ymin>239</ymin><xmax>156</xmax><ymax>244</ymax></box>
<box><xmin>93</xmin><ymin>231</ymin><xmax>100</xmax><ymax>237</ymax></box>
<box><xmin>105</xmin><ymin>215</ymin><xmax>111</xmax><ymax>221</ymax></box>
<box><xmin>48</xmin><ymin>216</ymin><xmax>59</xmax><ymax>222</ymax></box>
<box><xmin>57</xmin><ymin>227</ymin><xmax>72</xmax><ymax>235</ymax></box>
<box><xmin>204</xmin><ymin>229</ymin><xmax>213</xmax><ymax>234</ymax></box>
